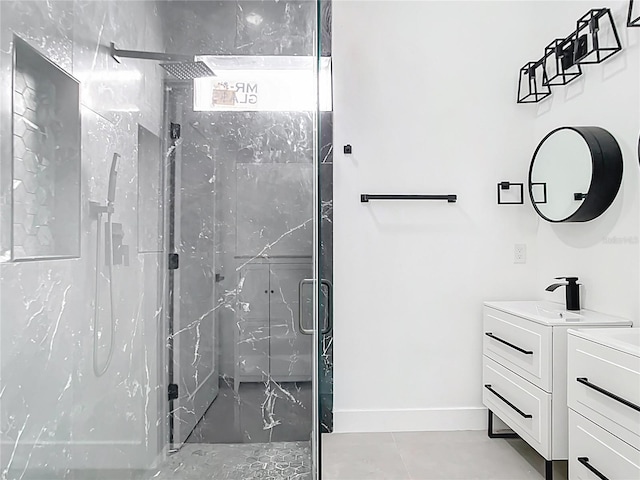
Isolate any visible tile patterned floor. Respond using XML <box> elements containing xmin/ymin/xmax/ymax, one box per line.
<box><xmin>147</xmin><ymin>430</ymin><xmax>567</xmax><ymax>480</ymax></box>
<box><xmin>150</xmin><ymin>442</ymin><xmax>311</xmax><ymax>480</ymax></box>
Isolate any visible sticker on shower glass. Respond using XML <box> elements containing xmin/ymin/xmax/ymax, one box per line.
<box><xmin>193</xmin><ymin>56</ymin><xmax>332</xmax><ymax>112</ymax></box>
<box><xmin>195</xmin><ymin>72</ymin><xmax>305</xmax><ymax>111</ymax></box>
<box><xmin>211</xmin><ymin>81</ymin><xmax>258</xmax><ymax>107</ymax></box>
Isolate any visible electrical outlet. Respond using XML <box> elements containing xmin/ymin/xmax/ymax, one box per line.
<box><xmin>514</xmin><ymin>244</ymin><xmax>527</xmax><ymax>264</ymax></box>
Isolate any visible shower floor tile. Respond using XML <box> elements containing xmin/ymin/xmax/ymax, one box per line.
<box><xmin>149</xmin><ymin>442</ymin><xmax>311</xmax><ymax>480</ymax></box>
<box><xmin>186</xmin><ymin>380</ymin><xmax>312</xmax><ymax>444</ymax></box>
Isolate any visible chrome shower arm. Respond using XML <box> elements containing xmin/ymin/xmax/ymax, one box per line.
<box><xmin>110</xmin><ymin>42</ymin><xmax>193</xmax><ymax>64</ymax></box>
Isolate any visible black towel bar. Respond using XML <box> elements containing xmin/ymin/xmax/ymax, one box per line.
<box><xmin>360</xmin><ymin>194</ymin><xmax>457</xmax><ymax>203</ymax></box>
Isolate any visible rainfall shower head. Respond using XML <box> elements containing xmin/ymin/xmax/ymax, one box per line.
<box><xmin>160</xmin><ymin>61</ymin><xmax>215</xmax><ymax>80</ymax></box>
<box><xmin>109</xmin><ymin>43</ymin><xmax>215</xmax><ymax>79</ymax></box>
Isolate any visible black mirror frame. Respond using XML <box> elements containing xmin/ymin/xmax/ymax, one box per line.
<box><xmin>528</xmin><ymin>126</ymin><xmax>623</xmax><ymax>223</ymax></box>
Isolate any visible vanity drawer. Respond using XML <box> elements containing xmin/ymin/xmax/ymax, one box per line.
<box><xmin>568</xmin><ymin>335</ymin><xmax>640</xmax><ymax>448</ymax></box>
<box><xmin>483</xmin><ymin>356</ymin><xmax>551</xmax><ymax>458</ymax></box>
<box><xmin>483</xmin><ymin>307</ymin><xmax>552</xmax><ymax>392</ymax></box>
<box><xmin>569</xmin><ymin>409</ymin><xmax>640</xmax><ymax>480</ymax></box>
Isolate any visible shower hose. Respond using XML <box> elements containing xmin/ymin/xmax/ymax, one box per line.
<box><xmin>93</xmin><ymin>210</ymin><xmax>116</xmax><ymax>377</ymax></box>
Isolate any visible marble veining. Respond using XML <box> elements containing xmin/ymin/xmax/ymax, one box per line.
<box><xmin>0</xmin><ymin>1</ymin><xmax>332</xmax><ymax>479</ymax></box>
<box><xmin>2</xmin><ymin>1</ymin><xmax>168</xmax><ymax>478</ymax></box>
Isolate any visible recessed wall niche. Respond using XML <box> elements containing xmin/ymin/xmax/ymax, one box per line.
<box><xmin>12</xmin><ymin>36</ymin><xmax>80</xmax><ymax>260</ymax></box>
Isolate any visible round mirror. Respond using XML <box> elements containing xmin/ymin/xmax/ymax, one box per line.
<box><xmin>528</xmin><ymin>126</ymin><xmax>623</xmax><ymax>222</ymax></box>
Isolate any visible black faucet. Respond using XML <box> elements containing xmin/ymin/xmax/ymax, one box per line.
<box><xmin>545</xmin><ymin>277</ymin><xmax>580</xmax><ymax>311</ymax></box>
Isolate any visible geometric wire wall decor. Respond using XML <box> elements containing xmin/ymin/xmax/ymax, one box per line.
<box><xmin>542</xmin><ymin>37</ymin><xmax>582</xmax><ymax>86</ymax></box>
<box><xmin>573</xmin><ymin>8</ymin><xmax>622</xmax><ymax>64</ymax></box>
<box><xmin>517</xmin><ymin>60</ymin><xmax>552</xmax><ymax>103</ymax></box>
<box><xmin>628</xmin><ymin>0</ymin><xmax>640</xmax><ymax>27</ymax></box>
<box><xmin>518</xmin><ymin>7</ymin><xmax>623</xmax><ymax>104</ymax></box>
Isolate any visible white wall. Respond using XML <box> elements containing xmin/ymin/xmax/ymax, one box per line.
<box><xmin>333</xmin><ymin>0</ymin><xmax>540</xmax><ymax>432</ymax></box>
<box><xmin>333</xmin><ymin>0</ymin><xmax>639</xmax><ymax>433</ymax></box>
<box><xmin>529</xmin><ymin>1</ymin><xmax>640</xmax><ymax>320</ymax></box>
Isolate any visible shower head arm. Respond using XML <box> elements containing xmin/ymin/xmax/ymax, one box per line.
<box><xmin>110</xmin><ymin>42</ymin><xmax>193</xmax><ymax>64</ymax></box>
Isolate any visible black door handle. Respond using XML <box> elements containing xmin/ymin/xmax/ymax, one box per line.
<box><xmin>485</xmin><ymin>332</ymin><xmax>534</xmax><ymax>355</ymax></box>
<box><xmin>484</xmin><ymin>384</ymin><xmax>533</xmax><ymax>418</ymax></box>
<box><xmin>578</xmin><ymin>457</ymin><xmax>610</xmax><ymax>480</ymax></box>
<box><xmin>576</xmin><ymin>377</ymin><xmax>640</xmax><ymax>412</ymax></box>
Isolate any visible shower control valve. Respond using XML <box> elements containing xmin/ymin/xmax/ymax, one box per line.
<box><xmin>111</xmin><ymin>223</ymin><xmax>129</xmax><ymax>266</ymax></box>
<box><xmin>114</xmin><ymin>244</ymin><xmax>130</xmax><ymax>267</ymax></box>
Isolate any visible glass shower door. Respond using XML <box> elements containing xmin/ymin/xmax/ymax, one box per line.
<box><xmin>159</xmin><ymin>43</ymin><xmax>325</xmax><ymax>480</ymax></box>
<box><xmin>164</xmin><ymin>103</ymin><xmax>219</xmax><ymax>447</ymax></box>
<box><xmin>161</xmin><ymin>86</ymin><xmax>320</xmax><ymax>478</ymax></box>
<box><xmin>0</xmin><ymin>1</ymin><xmax>326</xmax><ymax>479</ymax></box>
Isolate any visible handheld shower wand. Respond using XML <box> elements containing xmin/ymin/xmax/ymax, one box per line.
<box><xmin>92</xmin><ymin>153</ymin><xmax>120</xmax><ymax>377</ymax></box>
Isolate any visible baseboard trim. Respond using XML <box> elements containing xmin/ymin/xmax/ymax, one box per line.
<box><xmin>333</xmin><ymin>407</ymin><xmax>487</xmax><ymax>433</ymax></box>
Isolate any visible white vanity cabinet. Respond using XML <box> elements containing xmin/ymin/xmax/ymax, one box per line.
<box><xmin>482</xmin><ymin>301</ymin><xmax>632</xmax><ymax>479</ymax></box>
<box><xmin>234</xmin><ymin>258</ymin><xmax>313</xmax><ymax>391</ymax></box>
<box><xmin>567</xmin><ymin>328</ymin><xmax>640</xmax><ymax>480</ymax></box>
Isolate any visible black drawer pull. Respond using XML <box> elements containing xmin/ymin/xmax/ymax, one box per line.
<box><xmin>576</xmin><ymin>377</ymin><xmax>640</xmax><ymax>412</ymax></box>
<box><xmin>485</xmin><ymin>332</ymin><xmax>534</xmax><ymax>355</ymax></box>
<box><xmin>484</xmin><ymin>384</ymin><xmax>533</xmax><ymax>419</ymax></box>
<box><xmin>578</xmin><ymin>457</ymin><xmax>610</xmax><ymax>480</ymax></box>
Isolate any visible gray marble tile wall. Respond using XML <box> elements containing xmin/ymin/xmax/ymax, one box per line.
<box><xmin>0</xmin><ymin>1</ymin><xmax>166</xmax><ymax>477</ymax></box>
<box><xmin>0</xmin><ymin>1</ymin><xmax>333</xmax><ymax>477</ymax></box>
<box><xmin>169</xmin><ymin>97</ymin><xmax>317</xmax><ymax>378</ymax></box>
<box><xmin>320</xmin><ymin>1</ymin><xmax>334</xmax><ymax>433</ymax></box>
<box><xmin>319</xmin><ymin>113</ymin><xmax>333</xmax><ymax>433</ymax></box>
<box><xmin>159</xmin><ymin>1</ymin><xmax>316</xmax><ymax>57</ymax></box>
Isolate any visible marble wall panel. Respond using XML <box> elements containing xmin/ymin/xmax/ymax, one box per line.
<box><xmin>0</xmin><ymin>1</ymin><xmax>166</xmax><ymax>477</ymax></box>
<box><xmin>159</xmin><ymin>1</ymin><xmax>315</xmax><ymax>56</ymax></box>
<box><xmin>0</xmin><ymin>1</ymin><xmax>331</xmax><ymax>477</ymax></box>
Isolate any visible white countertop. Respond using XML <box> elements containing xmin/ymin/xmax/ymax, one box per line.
<box><xmin>568</xmin><ymin>327</ymin><xmax>640</xmax><ymax>357</ymax></box>
<box><xmin>484</xmin><ymin>300</ymin><xmax>633</xmax><ymax>327</ymax></box>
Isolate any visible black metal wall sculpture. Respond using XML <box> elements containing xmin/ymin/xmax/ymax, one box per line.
<box><xmin>542</xmin><ymin>37</ymin><xmax>582</xmax><ymax>86</ymax></box>
<box><xmin>573</xmin><ymin>9</ymin><xmax>622</xmax><ymax>64</ymax></box>
<box><xmin>628</xmin><ymin>0</ymin><xmax>640</xmax><ymax>26</ymax></box>
<box><xmin>518</xmin><ymin>8</ymin><xmax>622</xmax><ymax>104</ymax></box>
<box><xmin>517</xmin><ymin>61</ymin><xmax>551</xmax><ymax>103</ymax></box>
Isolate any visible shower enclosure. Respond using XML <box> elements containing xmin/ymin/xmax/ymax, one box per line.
<box><xmin>0</xmin><ymin>1</ymin><xmax>333</xmax><ymax>479</ymax></box>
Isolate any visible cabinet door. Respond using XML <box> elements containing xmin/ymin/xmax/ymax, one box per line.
<box><xmin>569</xmin><ymin>410</ymin><xmax>640</xmax><ymax>480</ymax></box>
<box><xmin>568</xmin><ymin>334</ymin><xmax>640</xmax><ymax>446</ymax></box>
<box><xmin>483</xmin><ymin>307</ymin><xmax>552</xmax><ymax>392</ymax></box>
<box><xmin>269</xmin><ymin>263</ymin><xmax>313</xmax><ymax>379</ymax></box>
<box><xmin>483</xmin><ymin>356</ymin><xmax>552</xmax><ymax>459</ymax></box>
<box><xmin>237</xmin><ymin>264</ymin><xmax>270</xmax><ymax>378</ymax></box>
